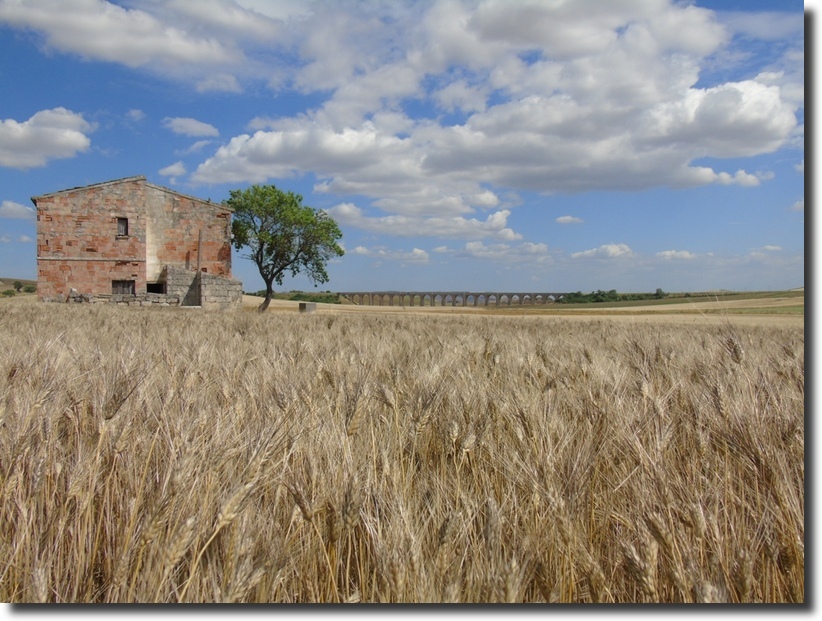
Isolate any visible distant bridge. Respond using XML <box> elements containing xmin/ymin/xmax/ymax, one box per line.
<box><xmin>338</xmin><ymin>291</ymin><xmax>568</xmax><ymax>307</ymax></box>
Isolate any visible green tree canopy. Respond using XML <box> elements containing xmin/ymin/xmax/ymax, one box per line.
<box><xmin>225</xmin><ymin>185</ymin><xmax>344</xmax><ymax>312</ymax></box>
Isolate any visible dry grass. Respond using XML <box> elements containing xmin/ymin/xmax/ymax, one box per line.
<box><xmin>0</xmin><ymin>303</ymin><xmax>804</xmax><ymax>603</ymax></box>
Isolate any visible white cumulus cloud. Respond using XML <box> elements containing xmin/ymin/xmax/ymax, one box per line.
<box><xmin>0</xmin><ymin>200</ymin><xmax>35</xmax><ymax>219</ymax></box>
<box><xmin>163</xmin><ymin>117</ymin><xmax>219</xmax><ymax>137</ymax></box>
<box><xmin>0</xmin><ymin>108</ymin><xmax>93</xmax><ymax>169</ymax></box>
<box><xmin>571</xmin><ymin>243</ymin><xmax>633</xmax><ymax>259</ymax></box>
<box><xmin>458</xmin><ymin>240</ymin><xmax>550</xmax><ymax>263</ymax></box>
<box><xmin>188</xmin><ymin>0</ymin><xmax>800</xmax><ymax>239</ymax></box>
<box><xmin>1</xmin><ymin>1</ymin><xmax>801</xmax><ymax>245</ymax></box>
<box><xmin>0</xmin><ymin>0</ymin><xmax>242</xmax><ymax>69</ymax></box>
<box><xmin>656</xmin><ymin>249</ymin><xmax>696</xmax><ymax>260</ymax></box>
<box><xmin>556</xmin><ymin>215</ymin><xmax>583</xmax><ymax>224</ymax></box>
<box><xmin>350</xmin><ymin>245</ymin><xmax>429</xmax><ymax>263</ymax></box>
<box><xmin>326</xmin><ymin>203</ymin><xmax>521</xmax><ymax>241</ymax></box>
<box><xmin>159</xmin><ymin>161</ymin><xmax>186</xmax><ymax>184</ymax></box>
<box><xmin>176</xmin><ymin>140</ymin><xmax>213</xmax><ymax>155</ymax></box>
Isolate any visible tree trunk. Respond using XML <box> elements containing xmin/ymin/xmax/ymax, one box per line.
<box><xmin>258</xmin><ymin>281</ymin><xmax>274</xmax><ymax>312</ymax></box>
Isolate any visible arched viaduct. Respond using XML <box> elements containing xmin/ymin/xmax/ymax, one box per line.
<box><xmin>339</xmin><ymin>292</ymin><xmax>568</xmax><ymax>307</ymax></box>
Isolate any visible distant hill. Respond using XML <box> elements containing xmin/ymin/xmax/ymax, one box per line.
<box><xmin>0</xmin><ymin>277</ymin><xmax>37</xmax><ymax>290</ymax></box>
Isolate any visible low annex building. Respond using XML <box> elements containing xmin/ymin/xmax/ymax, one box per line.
<box><xmin>33</xmin><ymin>176</ymin><xmax>242</xmax><ymax>309</ymax></box>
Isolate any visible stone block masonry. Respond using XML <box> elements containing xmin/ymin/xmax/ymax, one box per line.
<box><xmin>198</xmin><ymin>271</ymin><xmax>243</xmax><ymax>310</ymax></box>
<box><xmin>163</xmin><ymin>265</ymin><xmax>200</xmax><ymax>306</ymax></box>
<box><xmin>63</xmin><ymin>290</ymin><xmax>182</xmax><ymax>306</ymax></box>
<box><xmin>55</xmin><ymin>265</ymin><xmax>241</xmax><ymax>309</ymax></box>
<box><xmin>163</xmin><ymin>265</ymin><xmax>242</xmax><ymax>309</ymax></box>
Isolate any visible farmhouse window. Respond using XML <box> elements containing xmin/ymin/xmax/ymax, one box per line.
<box><xmin>112</xmin><ymin>280</ymin><xmax>135</xmax><ymax>295</ymax></box>
<box><xmin>146</xmin><ymin>282</ymin><xmax>165</xmax><ymax>294</ymax></box>
<box><xmin>117</xmin><ymin>217</ymin><xmax>129</xmax><ymax>237</ymax></box>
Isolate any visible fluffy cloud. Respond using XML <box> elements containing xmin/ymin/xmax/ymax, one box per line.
<box><xmin>161</xmin><ymin>0</ymin><xmax>284</xmax><ymax>41</ymax></box>
<box><xmin>0</xmin><ymin>0</ymin><xmax>241</xmax><ymax>69</ymax></box>
<box><xmin>571</xmin><ymin>244</ymin><xmax>634</xmax><ymax>259</ymax></box>
<box><xmin>160</xmin><ymin>161</ymin><xmax>186</xmax><ymax>176</ymax></box>
<box><xmin>163</xmin><ymin>117</ymin><xmax>219</xmax><ymax>137</ymax></box>
<box><xmin>790</xmin><ymin>198</ymin><xmax>804</xmax><ymax>212</ymax></box>
<box><xmin>0</xmin><ymin>1</ymin><xmax>802</xmax><ymax>244</ymax></box>
<box><xmin>641</xmin><ymin>80</ymin><xmax>796</xmax><ymax>160</ymax></box>
<box><xmin>0</xmin><ymin>234</ymin><xmax>32</xmax><ymax>243</ymax></box>
<box><xmin>175</xmin><ymin>140</ymin><xmax>213</xmax><ymax>155</ymax></box>
<box><xmin>457</xmin><ymin>240</ymin><xmax>550</xmax><ymax>263</ymax></box>
<box><xmin>0</xmin><ymin>201</ymin><xmax>35</xmax><ymax>219</ymax></box>
<box><xmin>556</xmin><ymin>215</ymin><xmax>583</xmax><ymax>224</ymax></box>
<box><xmin>188</xmin><ymin>0</ymin><xmax>799</xmax><ymax>238</ymax></box>
<box><xmin>326</xmin><ymin>203</ymin><xmax>520</xmax><ymax>241</ymax></box>
<box><xmin>0</xmin><ymin>108</ymin><xmax>93</xmax><ymax>169</ymax></box>
<box><xmin>159</xmin><ymin>161</ymin><xmax>186</xmax><ymax>184</ymax></box>
<box><xmin>351</xmin><ymin>245</ymin><xmax>429</xmax><ymax>264</ymax></box>
<box><xmin>656</xmin><ymin>249</ymin><xmax>696</xmax><ymax>260</ymax></box>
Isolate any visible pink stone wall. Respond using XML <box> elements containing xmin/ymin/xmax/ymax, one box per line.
<box><xmin>35</xmin><ymin>177</ymin><xmax>234</xmax><ymax>300</ymax></box>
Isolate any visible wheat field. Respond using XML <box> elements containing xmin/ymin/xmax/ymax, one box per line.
<box><xmin>0</xmin><ymin>302</ymin><xmax>804</xmax><ymax>603</ymax></box>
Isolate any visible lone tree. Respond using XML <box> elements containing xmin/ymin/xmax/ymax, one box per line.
<box><xmin>226</xmin><ymin>185</ymin><xmax>344</xmax><ymax>312</ymax></box>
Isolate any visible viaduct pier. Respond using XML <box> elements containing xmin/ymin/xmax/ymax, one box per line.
<box><xmin>339</xmin><ymin>291</ymin><xmax>568</xmax><ymax>308</ymax></box>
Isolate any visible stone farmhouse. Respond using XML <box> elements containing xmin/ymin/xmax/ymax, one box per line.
<box><xmin>33</xmin><ymin>176</ymin><xmax>242</xmax><ymax>308</ymax></box>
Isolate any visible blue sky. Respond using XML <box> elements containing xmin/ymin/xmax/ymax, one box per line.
<box><xmin>0</xmin><ymin>0</ymin><xmax>805</xmax><ymax>294</ymax></box>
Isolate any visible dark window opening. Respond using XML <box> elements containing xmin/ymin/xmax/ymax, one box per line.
<box><xmin>117</xmin><ymin>218</ymin><xmax>129</xmax><ymax>237</ymax></box>
<box><xmin>146</xmin><ymin>282</ymin><xmax>165</xmax><ymax>294</ymax></box>
<box><xmin>112</xmin><ymin>280</ymin><xmax>135</xmax><ymax>295</ymax></box>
